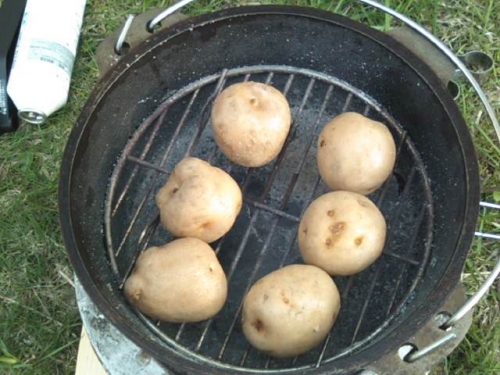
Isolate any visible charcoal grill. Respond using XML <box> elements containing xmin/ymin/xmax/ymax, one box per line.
<box><xmin>106</xmin><ymin>64</ymin><xmax>434</xmax><ymax>369</ymax></box>
<box><xmin>60</xmin><ymin>1</ymin><xmax>500</xmax><ymax>374</ymax></box>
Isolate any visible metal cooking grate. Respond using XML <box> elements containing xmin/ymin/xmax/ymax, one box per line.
<box><xmin>104</xmin><ymin>65</ymin><xmax>433</xmax><ymax>371</ymax></box>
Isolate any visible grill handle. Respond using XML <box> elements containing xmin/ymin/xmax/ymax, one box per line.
<box><xmin>146</xmin><ymin>0</ymin><xmax>195</xmax><ymax>32</ymax></box>
<box><xmin>118</xmin><ymin>0</ymin><xmax>500</xmax><ymax>365</ymax></box>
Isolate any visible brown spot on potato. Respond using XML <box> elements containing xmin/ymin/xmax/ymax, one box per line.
<box><xmin>171</xmin><ymin>188</ymin><xmax>179</xmax><ymax>194</ymax></box>
<box><xmin>327</xmin><ymin>210</ymin><xmax>335</xmax><ymax>217</ymax></box>
<box><xmin>302</xmin><ymin>226</ymin><xmax>308</xmax><ymax>235</ymax></box>
<box><xmin>280</xmin><ymin>290</ymin><xmax>290</xmax><ymax>304</ymax></box>
<box><xmin>329</xmin><ymin>222</ymin><xmax>345</xmax><ymax>235</ymax></box>
<box><xmin>131</xmin><ymin>289</ymin><xmax>142</xmax><ymax>301</ymax></box>
<box><xmin>325</xmin><ymin>238</ymin><xmax>332</xmax><ymax>247</ymax></box>
<box><xmin>250</xmin><ymin>98</ymin><xmax>258</xmax><ymax>106</ymax></box>
<box><xmin>263</xmin><ymin>294</ymin><xmax>269</xmax><ymax>302</ymax></box>
<box><xmin>355</xmin><ymin>237</ymin><xmax>364</xmax><ymax>246</ymax></box>
<box><xmin>320</xmin><ymin>139</ymin><xmax>326</xmax><ymax>147</ymax></box>
<box><xmin>252</xmin><ymin>319</ymin><xmax>264</xmax><ymax>332</ymax></box>
<box><xmin>201</xmin><ymin>222</ymin><xmax>211</xmax><ymax>230</ymax></box>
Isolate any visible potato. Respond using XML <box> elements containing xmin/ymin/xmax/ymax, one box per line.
<box><xmin>155</xmin><ymin>157</ymin><xmax>242</xmax><ymax>243</ymax></box>
<box><xmin>241</xmin><ymin>264</ymin><xmax>340</xmax><ymax>358</ymax></box>
<box><xmin>298</xmin><ymin>191</ymin><xmax>386</xmax><ymax>276</ymax></box>
<box><xmin>317</xmin><ymin>112</ymin><xmax>396</xmax><ymax>195</ymax></box>
<box><xmin>124</xmin><ymin>238</ymin><xmax>227</xmax><ymax>323</ymax></box>
<box><xmin>211</xmin><ymin>81</ymin><xmax>292</xmax><ymax>167</ymax></box>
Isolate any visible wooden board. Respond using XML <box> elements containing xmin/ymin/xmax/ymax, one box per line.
<box><xmin>75</xmin><ymin>328</ymin><xmax>108</xmax><ymax>375</ymax></box>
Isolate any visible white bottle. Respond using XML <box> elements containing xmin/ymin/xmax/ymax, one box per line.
<box><xmin>7</xmin><ymin>0</ymin><xmax>87</xmax><ymax>124</ymax></box>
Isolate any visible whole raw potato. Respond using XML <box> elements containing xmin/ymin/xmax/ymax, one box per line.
<box><xmin>317</xmin><ymin>112</ymin><xmax>396</xmax><ymax>195</ymax></box>
<box><xmin>124</xmin><ymin>238</ymin><xmax>227</xmax><ymax>322</ymax></box>
<box><xmin>241</xmin><ymin>264</ymin><xmax>341</xmax><ymax>358</ymax></box>
<box><xmin>155</xmin><ymin>157</ymin><xmax>242</xmax><ymax>243</ymax></box>
<box><xmin>211</xmin><ymin>81</ymin><xmax>292</xmax><ymax>167</ymax></box>
<box><xmin>298</xmin><ymin>191</ymin><xmax>386</xmax><ymax>276</ymax></box>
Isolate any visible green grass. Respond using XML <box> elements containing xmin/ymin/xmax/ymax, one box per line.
<box><xmin>0</xmin><ymin>0</ymin><xmax>498</xmax><ymax>374</ymax></box>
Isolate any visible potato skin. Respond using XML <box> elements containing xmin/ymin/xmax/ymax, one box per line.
<box><xmin>298</xmin><ymin>191</ymin><xmax>386</xmax><ymax>276</ymax></box>
<box><xmin>155</xmin><ymin>157</ymin><xmax>242</xmax><ymax>243</ymax></box>
<box><xmin>211</xmin><ymin>81</ymin><xmax>292</xmax><ymax>167</ymax></box>
<box><xmin>317</xmin><ymin>112</ymin><xmax>396</xmax><ymax>195</ymax></box>
<box><xmin>241</xmin><ymin>265</ymin><xmax>340</xmax><ymax>358</ymax></box>
<box><xmin>124</xmin><ymin>238</ymin><xmax>227</xmax><ymax>323</ymax></box>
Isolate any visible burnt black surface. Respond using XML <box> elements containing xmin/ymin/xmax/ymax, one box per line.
<box><xmin>59</xmin><ymin>5</ymin><xmax>479</xmax><ymax>375</ymax></box>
